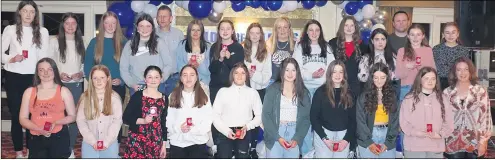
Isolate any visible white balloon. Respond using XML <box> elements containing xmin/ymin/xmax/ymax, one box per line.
<box><xmin>371</xmin><ymin>23</ymin><xmax>386</xmax><ymax>32</ymax></box>
<box><xmin>143</xmin><ymin>4</ymin><xmax>158</xmax><ymax>18</ymax></box>
<box><xmin>131</xmin><ymin>1</ymin><xmax>146</xmax><ymax>13</ymax></box>
<box><xmin>361</xmin><ymin>4</ymin><xmax>375</xmax><ymax>19</ymax></box>
<box><xmin>284</xmin><ymin>1</ymin><xmax>298</xmax><ymax>12</ymax></box>
<box><xmin>175</xmin><ymin>1</ymin><xmax>182</xmax><ymax>7</ymax></box>
<box><xmin>297</xmin><ymin>2</ymin><xmax>303</xmax><ymax>8</ymax></box>
<box><xmin>278</xmin><ymin>3</ymin><xmax>288</xmax><ymax>13</ymax></box>
<box><xmin>354</xmin><ymin>9</ymin><xmax>363</xmax><ymax>22</ymax></box>
<box><xmin>213</xmin><ymin>1</ymin><xmax>227</xmax><ymax>13</ymax></box>
<box><xmin>182</xmin><ymin>1</ymin><xmax>189</xmax><ymax>11</ymax></box>
<box><xmin>338</xmin><ymin>1</ymin><xmax>349</xmax><ymax>9</ymax></box>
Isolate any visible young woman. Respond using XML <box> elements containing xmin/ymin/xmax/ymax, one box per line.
<box><xmin>167</xmin><ymin>65</ymin><xmax>213</xmax><ymax>158</ymax></box>
<box><xmin>48</xmin><ymin>12</ymin><xmax>85</xmax><ymax>157</ymax></box>
<box><xmin>443</xmin><ymin>57</ymin><xmax>492</xmax><ymax>158</ymax></box>
<box><xmin>311</xmin><ymin>60</ymin><xmax>355</xmax><ymax>158</ymax></box>
<box><xmin>266</xmin><ymin>17</ymin><xmax>296</xmax><ymax>84</ymax></box>
<box><xmin>123</xmin><ymin>66</ymin><xmax>168</xmax><ymax>159</ymax></box>
<box><xmin>396</xmin><ymin>24</ymin><xmax>436</xmax><ymax>101</ymax></box>
<box><xmin>358</xmin><ymin>28</ymin><xmax>397</xmax><ymax>85</ymax></box>
<box><xmin>433</xmin><ymin>22</ymin><xmax>470</xmax><ymax>90</ymax></box>
<box><xmin>176</xmin><ymin>20</ymin><xmax>211</xmax><ymax>85</ymax></box>
<box><xmin>19</xmin><ymin>58</ymin><xmax>76</xmax><ymax>158</ymax></box>
<box><xmin>212</xmin><ymin>63</ymin><xmax>262</xmax><ymax>159</ymax></box>
<box><xmin>208</xmin><ymin>19</ymin><xmax>244</xmax><ymax>103</ymax></box>
<box><xmin>120</xmin><ymin>13</ymin><xmax>175</xmax><ymax>96</ymax></box>
<box><xmin>76</xmin><ymin>65</ymin><xmax>122</xmax><ymax>158</ymax></box>
<box><xmin>84</xmin><ymin>11</ymin><xmax>126</xmax><ymax>101</ymax></box>
<box><xmin>356</xmin><ymin>63</ymin><xmax>399</xmax><ymax>158</ymax></box>
<box><xmin>1</xmin><ymin>1</ymin><xmax>49</xmax><ymax>157</ymax></box>
<box><xmin>399</xmin><ymin>67</ymin><xmax>454</xmax><ymax>158</ymax></box>
<box><xmin>262</xmin><ymin>58</ymin><xmax>311</xmax><ymax>158</ymax></box>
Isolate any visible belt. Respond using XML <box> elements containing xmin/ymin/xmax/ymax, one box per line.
<box><xmin>374</xmin><ymin>124</ymin><xmax>388</xmax><ymax>128</ymax></box>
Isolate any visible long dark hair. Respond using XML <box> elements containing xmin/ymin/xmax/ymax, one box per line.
<box><xmin>364</xmin><ymin>63</ymin><xmax>397</xmax><ymax>113</ymax></box>
<box><xmin>15</xmin><ymin>1</ymin><xmax>42</xmax><ymax>49</ymax></box>
<box><xmin>405</xmin><ymin>67</ymin><xmax>445</xmax><ymax>122</ymax></box>
<box><xmin>403</xmin><ymin>24</ymin><xmax>430</xmax><ymax>61</ymax></box>
<box><xmin>169</xmin><ymin>65</ymin><xmax>209</xmax><ymax>108</ymax></box>
<box><xmin>367</xmin><ymin>28</ymin><xmax>396</xmax><ymax>71</ymax></box>
<box><xmin>448</xmin><ymin>57</ymin><xmax>479</xmax><ymax>88</ymax></box>
<box><xmin>243</xmin><ymin>22</ymin><xmax>268</xmax><ymax>62</ymax></box>
<box><xmin>229</xmin><ymin>62</ymin><xmax>250</xmax><ymax>87</ymax></box>
<box><xmin>335</xmin><ymin>16</ymin><xmax>361</xmax><ymax>61</ymax></box>
<box><xmin>299</xmin><ymin>19</ymin><xmax>328</xmax><ymax>58</ymax></box>
<box><xmin>131</xmin><ymin>13</ymin><xmax>158</xmax><ymax>56</ymax></box>
<box><xmin>57</xmin><ymin>12</ymin><xmax>85</xmax><ymax>63</ymax></box>
<box><xmin>183</xmin><ymin>20</ymin><xmax>207</xmax><ymax>54</ymax></box>
<box><xmin>278</xmin><ymin>58</ymin><xmax>308</xmax><ymax>106</ymax></box>
<box><xmin>213</xmin><ymin>20</ymin><xmax>237</xmax><ymax>60</ymax></box>
<box><xmin>33</xmin><ymin>58</ymin><xmax>64</xmax><ymax>87</ymax></box>
<box><xmin>325</xmin><ymin>60</ymin><xmax>353</xmax><ymax>109</ymax></box>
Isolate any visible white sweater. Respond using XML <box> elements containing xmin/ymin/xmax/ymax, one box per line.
<box><xmin>293</xmin><ymin>44</ymin><xmax>335</xmax><ymax>89</ymax></box>
<box><xmin>1</xmin><ymin>25</ymin><xmax>49</xmax><ymax>74</ymax></box>
<box><xmin>212</xmin><ymin>84</ymin><xmax>262</xmax><ymax>137</ymax></box>
<box><xmin>48</xmin><ymin>37</ymin><xmax>83</xmax><ymax>83</ymax></box>
<box><xmin>166</xmin><ymin>91</ymin><xmax>213</xmax><ymax>148</ymax></box>
<box><xmin>244</xmin><ymin>46</ymin><xmax>272</xmax><ymax>90</ymax></box>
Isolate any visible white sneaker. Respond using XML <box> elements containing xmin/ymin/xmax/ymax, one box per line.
<box><xmin>15</xmin><ymin>154</ymin><xmax>25</xmax><ymax>159</ymax></box>
<box><xmin>69</xmin><ymin>150</ymin><xmax>75</xmax><ymax>158</ymax></box>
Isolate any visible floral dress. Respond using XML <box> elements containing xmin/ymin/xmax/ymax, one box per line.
<box><xmin>123</xmin><ymin>95</ymin><xmax>167</xmax><ymax>159</ymax></box>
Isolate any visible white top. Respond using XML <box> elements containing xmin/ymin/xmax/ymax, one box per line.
<box><xmin>48</xmin><ymin>37</ymin><xmax>83</xmax><ymax>83</ymax></box>
<box><xmin>293</xmin><ymin>44</ymin><xmax>335</xmax><ymax>89</ymax></box>
<box><xmin>212</xmin><ymin>84</ymin><xmax>262</xmax><ymax>137</ymax></box>
<box><xmin>244</xmin><ymin>46</ymin><xmax>272</xmax><ymax>90</ymax></box>
<box><xmin>357</xmin><ymin>50</ymin><xmax>398</xmax><ymax>82</ymax></box>
<box><xmin>279</xmin><ymin>94</ymin><xmax>298</xmax><ymax>122</ymax></box>
<box><xmin>2</xmin><ymin>25</ymin><xmax>50</xmax><ymax>74</ymax></box>
<box><xmin>166</xmin><ymin>90</ymin><xmax>213</xmax><ymax>148</ymax></box>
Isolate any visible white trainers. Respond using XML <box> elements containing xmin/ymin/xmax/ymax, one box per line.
<box><xmin>15</xmin><ymin>153</ymin><xmax>25</xmax><ymax>159</ymax></box>
<box><xmin>69</xmin><ymin>150</ymin><xmax>75</xmax><ymax>158</ymax></box>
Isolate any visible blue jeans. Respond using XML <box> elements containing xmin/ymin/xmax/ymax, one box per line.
<box><xmin>266</xmin><ymin>122</ymin><xmax>299</xmax><ymax>158</ymax></box>
<box><xmin>129</xmin><ymin>81</ymin><xmax>167</xmax><ymax>96</ymax></box>
<box><xmin>358</xmin><ymin>126</ymin><xmax>396</xmax><ymax>158</ymax></box>
<box><xmin>300</xmin><ymin>87</ymin><xmax>318</xmax><ymax>157</ymax></box>
<box><xmin>81</xmin><ymin>141</ymin><xmax>120</xmax><ymax>158</ymax></box>
<box><xmin>164</xmin><ymin>72</ymin><xmax>179</xmax><ymax>96</ymax></box>
<box><xmin>314</xmin><ymin>129</ymin><xmax>350</xmax><ymax>158</ymax></box>
<box><xmin>399</xmin><ymin>85</ymin><xmax>412</xmax><ymax>102</ymax></box>
<box><xmin>397</xmin><ymin>85</ymin><xmax>411</xmax><ymax>152</ymax></box>
<box><xmin>64</xmin><ymin>82</ymin><xmax>83</xmax><ymax>151</ymax></box>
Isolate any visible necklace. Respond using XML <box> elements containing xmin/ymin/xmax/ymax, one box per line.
<box><xmin>277</xmin><ymin>41</ymin><xmax>289</xmax><ymax>50</ymax></box>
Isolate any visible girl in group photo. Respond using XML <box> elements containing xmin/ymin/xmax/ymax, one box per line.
<box><xmin>122</xmin><ymin>66</ymin><xmax>168</xmax><ymax>159</ymax></box>
<box><xmin>76</xmin><ymin>65</ymin><xmax>122</xmax><ymax>158</ymax></box>
<box><xmin>310</xmin><ymin>60</ymin><xmax>355</xmax><ymax>158</ymax></box>
<box><xmin>356</xmin><ymin>62</ymin><xmax>399</xmax><ymax>158</ymax></box>
<box><xmin>267</xmin><ymin>17</ymin><xmax>296</xmax><ymax>85</ymax></box>
<box><xmin>399</xmin><ymin>67</ymin><xmax>454</xmax><ymax>158</ymax></box>
<box><xmin>262</xmin><ymin>58</ymin><xmax>311</xmax><ymax>158</ymax></box>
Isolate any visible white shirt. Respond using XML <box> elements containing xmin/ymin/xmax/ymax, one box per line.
<box><xmin>280</xmin><ymin>94</ymin><xmax>298</xmax><ymax>122</ymax></box>
<box><xmin>167</xmin><ymin>91</ymin><xmax>213</xmax><ymax>148</ymax></box>
<box><xmin>2</xmin><ymin>25</ymin><xmax>50</xmax><ymax>74</ymax></box>
<box><xmin>212</xmin><ymin>84</ymin><xmax>262</xmax><ymax>137</ymax></box>
<box><xmin>49</xmin><ymin>37</ymin><xmax>83</xmax><ymax>83</ymax></box>
<box><xmin>293</xmin><ymin>44</ymin><xmax>335</xmax><ymax>89</ymax></box>
<box><xmin>244</xmin><ymin>45</ymin><xmax>272</xmax><ymax>90</ymax></box>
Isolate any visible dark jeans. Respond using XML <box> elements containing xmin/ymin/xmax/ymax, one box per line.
<box><xmin>216</xmin><ymin>127</ymin><xmax>252</xmax><ymax>159</ymax></box>
<box><xmin>28</xmin><ymin>125</ymin><xmax>71</xmax><ymax>158</ymax></box>
<box><xmin>257</xmin><ymin>89</ymin><xmax>266</xmax><ymax>102</ymax></box>
<box><xmin>5</xmin><ymin>71</ymin><xmax>33</xmax><ymax>151</ymax></box>
<box><xmin>444</xmin><ymin>151</ymin><xmax>481</xmax><ymax>159</ymax></box>
<box><xmin>164</xmin><ymin>72</ymin><xmax>179</xmax><ymax>96</ymax></box>
<box><xmin>64</xmin><ymin>82</ymin><xmax>83</xmax><ymax>151</ymax></box>
<box><xmin>112</xmin><ymin>84</ymin><xmax>126</xmax><ymax>143</ymax></box>
<box><xmin>210</xmin><ymin>86</ymin><xmax>222</xmax><ymax>146</ymax></box>
<box><xmin>170</xmin><ymin>144</ymin><xmax>209</xmax><ymax>159</ymax></box>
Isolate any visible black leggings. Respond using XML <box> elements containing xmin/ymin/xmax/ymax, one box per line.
<box><xmin>444</xmin><ymin>151</ymin><xmax>481</xmax><ymax>159</ymax></box>
<box><xmin>5</xmin><ymin>71</ymin><xmax>33</xmax><ymax>151</ymax></box>
<box><xmin>28</xmin><ymin>125</ymin><xmax>71</xmax><ymax>158</ymax></box>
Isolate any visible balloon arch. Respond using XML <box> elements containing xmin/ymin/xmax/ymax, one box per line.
<box><xmin>110</xmin><ymin>0</ymin><xmax>388</xmax><ymax>43</ymax></box>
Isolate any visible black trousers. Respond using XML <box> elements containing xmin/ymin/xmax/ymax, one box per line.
<box><xmin>112</xmin><ymin>85</ymin><xmax>126</xmax><ymax>144</ymax></box>
<box><xmin>216</xmin><ymin>127</ymin><xmax>252</xmax><ymax>159</ymax></box>
<box><xmin>5</xmin><ymin>71</ymin><xmax>33</xmax><ymax>151</ymax></box>
<box><xmin>444</xmin><ymin>151</ymin><xmax>482</xmax><ymax>159</ymax></box>
<box><xmin>169</xmin><ymin>144</ymin><xmax>208</xmax><ymax>159</ymax></box>
<box><xmin>209</xmin><ymin>86</ymin><xmax>222</xmax><ymax>146</ymax></box>
<box><xmin>28</xmin><ymin>125</ymin><xmax>71</xmax><ymax>158</ymax></box>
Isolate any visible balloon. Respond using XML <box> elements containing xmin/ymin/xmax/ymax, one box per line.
<box><xmin>188</xmin><ymin>1</ymin><xmax>212</xmax><ymax>19</ymax></box>
<box><xmin>143</xmin><ymin>4</ymin><xmax>158</xmax><ymax>18</ymax></box>
<box><xmin>372</xmin><ymin>10</ymin><xmax>388</xmax><ymax>24</ymax></box>
<box><xmin>231</xmin><ymin>2</ymin><xmax>246</xmax><ymax>12</ymax></box>
<box><xmin>278</xmin><ymin>3</ymin><xmax>289</xmax><ymax>13</ymax></box>
<box><xmin>261</xmin><ymin>1</ymin><xmax>270</xmax><ymax>11</ymax></box>
<box><xmin>161</xmin><ymin>0</ymin><xmax>173</xmax><ymax>5</ymax></box>
<box><xmin>125</xmin><ymin>0</ymin><xmax>132</xmax><ymax>4</ymax></box>
<box><xmin>361</xmin><ymin>4</ymin><xmax>375</xmax><ymax>19</ymax></box>
<box><xmin>353</xmin><ymin>10</ymin><xmax>363</xmax><ymax>21</ymax></box>
<box><xmin>341</xmin><ymin>9</ymin><xmax>350</xmax><ymax>17</ymax></box>
<box><xmin>345</xmin><ymin>2</ymin><xmax>359</xmax><ymax>15</ymax></box>
<box><xmin>267</xmin><ymin>1</ymin><xmax>283</xmax><ymax>11</ymax></box>
<box><xmin>131</xmin><ymin>1</ymin><xmax>146</xmax><ymax>13</ymax></box>
<box><xmin>331</xmin><ymin>0</ymin><xmax>344</xmax><ymax>5</ymax></box>
<box><xmin>181</xmin><ymin>1</ymin><xmax>190</xmax><ymax>11</ymax></box>
<box><xmin>208</xmin><ymin>11</ymin><xmax>223</xmax><ymax>23</ymax></box>
<box><xmin>149</xmin><ymin>0</ymin><xmax>161</xmax><ymax>6</ymax></box>
<box><xmin>359</xmin><ymin>19</ymin><xmax>373</xmax><ymax>31</ymax></box>
<box><xmin>301</xmin><ymin>0</ymin><xmax>316</xmax><ymax>9</ymax></box>
<box><xmin>361</xmin><ymin>29</ymin><xmax>371</xmax><ymax>44</ymax></box>
<box><xmin>337</xmin><ymin>1</ymin><xmax>349</xmax><ymax>9</ymax></box>
<box><xmin>108</xmin><ymin>2</ymin><xmax>135</xmax><ymax>26</ymax></box>
<box><xmin>213</xmin><ymin>1</ymin><xmax>227</xmax><ymax>13</ymax></box>
<box><xmin>245</xmin><ymin>0</ymin><xmax>261</xmax><ymax>8</ymax></box>
<box><xmin>284</xmin><ymin>1</ymin><xmax>298</xmax><ymax>12</ymax></box>
<box><xmin>297</xmin><ymin>2</ymin><xmax>304</xmax><ymax>9</ymax></box>
<box><xmin>371</xmin><ymin>23</ymin><xmax>386</xmax><ymax>32</ymax></box>
<box><xmin>357</xmin><ymin>0</ymin><xmax>373</xmax><ymax>8</ymax></box>
<box><xmin>316</xmin><ymin>0</ymin><xmax>327</xmax><ymax>7</ymax></box>
<box><xmin>125</xmin><ymin>25</ymin><xmax>135</xmax><ymax>39</ymax></box>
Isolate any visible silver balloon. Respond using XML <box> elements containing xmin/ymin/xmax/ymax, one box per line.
<box><xmin>331</xmin><ymin>0</ymin><xmax>344</xmax><ymax>5</ymax></box>
<box><xmin>208</xmin><ymin>11</ymin><xmax>223</xmax><ymax>23</ymax></box>
<box><xmin>372</xmin><ymin>10</ymin><xmax>389</xmax><ymax>24</ymax></box>
<box><xmin>341</xmin><ymin>9</ymin><xmax>350</xmax><ymax>17</ymax></box>
<box><xmin>359</xmin><ymin>19</ymin><xmax>373</xmax><ymax>31</ymax></box>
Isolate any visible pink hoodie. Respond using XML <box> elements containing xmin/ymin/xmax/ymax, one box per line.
<box><xmin>396</xmin><ymin>47</ymin><xmax>436</xmax><ymax>86</ymax></box>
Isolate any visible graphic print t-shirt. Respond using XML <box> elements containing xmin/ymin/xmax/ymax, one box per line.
<box><xmin>271</xmin><ymin>41</ymin><xmax>293</xmax><ymax>80</ymax></box>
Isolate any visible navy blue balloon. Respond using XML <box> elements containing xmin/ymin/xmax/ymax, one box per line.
<box><xmin>231</xmin><ymin>2</ymin><xmax>246</xmax><ymax>12</ymax></box>
<box><xmin>301</xmin><ymin>0</ymin><xmax>316</xmax><ymax>9</ymax></box>
<box><xmin>149</xmin><ymin>0</ymin><xmax>161</xmax><ymax>6</ymax></box>
<box><xmin>124</xmin><ymin>0</ymin><xmax>132</xmax><ymax>4</ymax></box>
<box><xmin>345</xmin><ymin>2</ymin><xmax>359</xmax><ymax>15</ymax></box>
<box><xmin>316</xmin><ymin>0</ymin><xmax>327</xmax><ymax>7</ymax></box>
<box><xmin>161</xmin><ymin>0</ymin><xmax>173</xmax><ymax>5</ymax></box>
<box><xmin>297</xmin><ymin>0</ymin><xmax>301</xmax><ymax>2</ymax></box>
<box><xmin>261</xmin><ymin>1</ymin><xmax>270</xmax><ymax>11</ymax></box>
<box><xmin>125</xmin><ymin>25</ymin><xmax>135</xmax><ymax>39</ymax></box>
<box><xmin>361</xmin><ymin>29</ymin><xmax>371</xmax><ymax>45</ymax></box>
<box><xmin>358</xmin><ymin>0</ymin><xmax>373</xmax><ymax>8</ymax></box>
<box><xmin>249</xmin><ymin>0</ymin><xmax>261</xmax><ymax>8</ymax></box>
<box><xmin>188</xmin><ymin>1</ymin><xmax>212</xmax><ymax>19</ymax></box>
<box><xmin>267</xmin><ymin>0</ymin><xmax>283</xmax><ymax>11</ymax></box>
<box><xmin>108</xmin><ymin>2</ymin><xmax>135</xmax><ymax>26</ymax></box>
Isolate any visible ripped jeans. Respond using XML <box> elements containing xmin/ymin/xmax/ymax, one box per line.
<box><xmin>216</xmin><ymin>127</ymin><xmax>252</xmax><ymax>159</ymax></box>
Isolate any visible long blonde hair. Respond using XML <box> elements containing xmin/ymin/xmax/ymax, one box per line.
<box><xmin>79</xmin><ymin>65</ymin><xmax>114</xmax><ymax>120</ymax></box>
<box><xmin>94</xmin><ymin>11</ymin><xmax>125</xmax><ymax>64</ymax></box>
<box><xmin>267</xmin><ymin>17</ymin><xmax>295</xmax><ymax>54</ymax></box>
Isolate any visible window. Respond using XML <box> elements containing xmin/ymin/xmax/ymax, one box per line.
<box><xmin>95</xmin><ymin>14</ymin><xmax>102</xmax><ymax>36</ymax></box>
<box><xmin>440</xmin><ymin>23</ymin><xmax>446</xmax><ymax>42</ymax></box>
<box><xmin>42</xmin><ymin>13</ymin><xmax>85</xmax><ymax>36</ymax></box>
<box><xmin>1</xmin><ymin>12</ymin><xmax>16</xmax><ymax>33</ymax></box>
<box><xmin>412</xmin><ymin>23</ymin><xmax>431</xmax><ymax>41</ymax></box>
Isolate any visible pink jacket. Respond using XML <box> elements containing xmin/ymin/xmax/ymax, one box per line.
<box><xmin>396</xmin><ymin>47</ymin><xmax>436</xmax><ymax>86</ymax></box>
